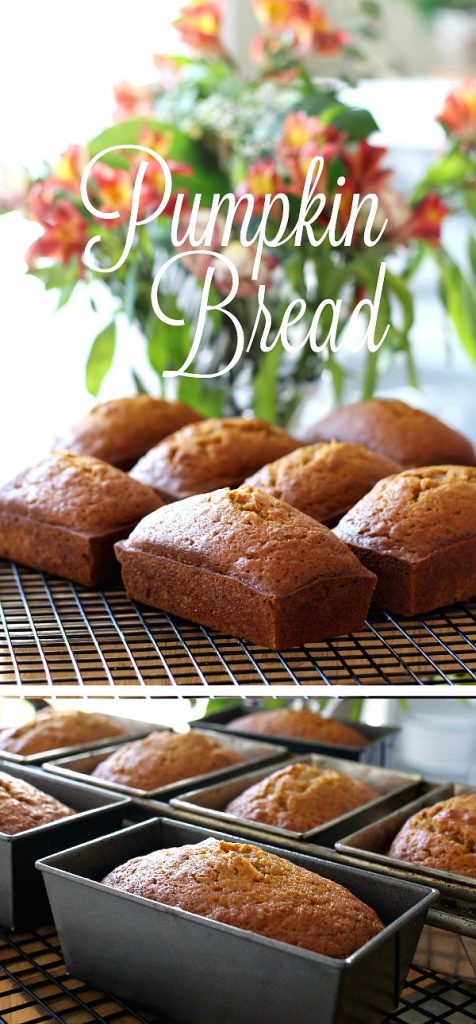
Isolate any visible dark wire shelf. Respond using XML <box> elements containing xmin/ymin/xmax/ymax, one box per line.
<box><xmin>1</xmin><ymin>562</ymin><xmax>476</xmax><ymax>692</ymax></box>
<box><xmin>1</xmin><ymin>925</ymin><xmax>475</xmax><ymax>1024</ymax></box>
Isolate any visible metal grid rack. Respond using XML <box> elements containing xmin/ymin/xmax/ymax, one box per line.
<box><xmin>1</xmin><ymin>562</ymin><xmax>476</xmax><ymax>691</ymax></box>
<box><xmin>1</xmin><ymin>925</ymin><xmax>475</xmax><ymax>1024</ymax></box>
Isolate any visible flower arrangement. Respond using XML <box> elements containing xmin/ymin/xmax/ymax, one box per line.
<box><xmin>2</xmin><ymin>0</ymin><xmax>473</xmax><ymax>424</ymax></box>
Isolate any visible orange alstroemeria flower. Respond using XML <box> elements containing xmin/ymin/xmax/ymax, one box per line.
<box><xmin>54</xmin><ymin>145</ymin><xmax>89</xmax><ymax>189</ymax></box>
<box><xmin>132</xmin><ymin>128</ymin><xmax>192</xmax><ymax>218</ymax></box>
<box><xmin>26</xmin><ymin>199</ymin><xmax>89</xmax><ymax>268</ymax></box>
<box><xmin>395</xmin><ymin>193</ymin><xmax>449</xmax><ymax>248</ymax></box>
<box><xmin>113</xmin><ymin>82</ymin><xmax>156</xmax><ymax>123</ymax></box>
<box><xmin>253</xmin><ymin>0</ymin><xmax>348</xmax><ymax>56</ymax></box>
<box><xmin>239</xmin><ymin>158</ymin><xmax>288</xmax><ymax>213</ymax></box>
<box><xmin>277</xmin><ymin>113</ymin><xmax>343</xmax><ymax>192</ymax></box>
<box><xmin>173</xmin><ymin>1</ymin><xmax>224</xmax><ymax>56</ymax></box>
<box><xmin>438</xmin><ymin>80</ymin><xmax>476</xmax><ymax>143</ymax></box>
<box><xmin>92</xmin><ymin>164</ymin><xmax>133</xmax><ymax>219</ymax></box>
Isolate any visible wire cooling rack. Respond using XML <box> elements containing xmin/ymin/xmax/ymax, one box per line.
<box><xmin>0</xmin><ymin>926</ymin><xmax>475</xmax><ymax>1024</ymax></box>
<box><xmin>1</xmin><ymin>562</ymin><xmax>476</xmax><ymax>693</ymax></box>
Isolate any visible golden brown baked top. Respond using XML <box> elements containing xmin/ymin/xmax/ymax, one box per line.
<box><xmin>129</xmin><ymin>418</ymin><xmax>300</xmax><ymax>499</ymax></box>
<box><xmin>335</xmin><ymin>465</ymin><xmax>476</xmax><ymax>562</ymax></box>
<box><xmin>52</xmin><ymin>396</ymin><xmax>203</xmax><ymax>468</ymax></box>
<box><xmin>246</xmin><ymin>442</ymin><xmax>401</xmax><ymax>524</ymax></box>
<box><xmin>0</xmin><ymin>451</ymin><xmax>162</xmax><ymax>534</ymax></box>
<box><xmin>225</xmin><ymin>762</ymin><xmax>377</xmax><ymax>832</ymax></box>
<box><xmin>305</xmin><ymin>398</ymin><xmax>475</xmax><ymax>469</ymax></box>
<box><xmin>0</xmin><ymin>709</ymin><xmax>130</xmax><ymax>756</ymax></box>
<box><xmin>226</xmin><ymin>708</ymin><xmax>368</xmax><ymax>748</ymax></box>
<box><xmin>388</xmin><ymin>794</ymin><xmax>476</xmax><ymax>879</ymax></box>
<box><xmin>101</xmin><ymin>836</ymin><xmax>383</xmax><ymax>958</ymax></box>
<box><xmin>119</xmin><ymin>485</ymin><xmax>376</xmax><ymax>598</ymax></box>
<box><xmin>91</xmin><ymin>730</ymin><xmax>242</xmax><ymax>790</ymax></box>
<box><xmin>0</xmin><ymin>770</ymin><xmax>75</xmax><ymax>834</ymax></box>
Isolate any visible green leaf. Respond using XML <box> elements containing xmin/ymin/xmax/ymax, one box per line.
<box><xmin>414</xmin><ymin>149</ymin><xmax>474</xmax><ymax>200</ymax></box>
<box><xmin>327</xmin><ymin>107</ymin><xmax>379</xmax><ymax>141</ymax></box>
<box><xmin>439</xmin><ymin>252</ymin><xmax>476</xmax><ymax>364</ymax></box>
<box><xmin>469</xmin><ymin>235</ymin><xmax>476</xmax><ymax>279</ymax></box>
<box><xmin>253</xmin><ymin>342</ymin><xmax>283</xmax><ymax>423</ymax></box>
<box><xmin>85</xmin><ymin>320</ymin><xmax>116</xmax><ymax>396</ymax></box>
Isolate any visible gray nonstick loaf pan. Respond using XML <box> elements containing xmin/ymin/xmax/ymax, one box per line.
<box><xmin>0</xmin><ymin>760</ymin><xmax>129</xmax><ymax>931</ymax></box>
<box><xmin>44</xmin><ymin>729</ymin><xmax>288</xmax><ymax>799</ymax></box>
<box><xmin>37</xmin><ymin>818</ymin><xmax>436</xmax><ymax>1024</ymax></box>
<box><xmin>170</xmin><ymin>754</ymin><xmax>425</xmax><ymax>845</ymax></box>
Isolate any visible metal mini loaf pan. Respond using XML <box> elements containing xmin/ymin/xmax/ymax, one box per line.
<box><xmin>335</xmin><ymin>783</ymin><xmax>476</xmax><ymax>903</ymax></box>
<box><xmin>193</xmin><ymin>707</ymin><xmax>399</xmax><ymax>766</ymax></box>
<box><xmin>170</xmin><ymin>754</ymin><xmax>425</xmax><ymax>845</ymax></box>
<box><xmin>37</xmin><ymin>818</ymin><xmax>436</xmax><ymax>1024</ymax></box>
<box><xmin>0</xmin><ymin>714</ymin><xmax>155</xmax><ymax>764</ymax></box>
<box><xmin>0</xmin><ymin>761</ymin><xmax>130</xmax><ymax>931</ymax></box>
<box><xmin>44</xmin><ymin>728</ymin><xmax>288</xmax><ymax>799</ymax></box>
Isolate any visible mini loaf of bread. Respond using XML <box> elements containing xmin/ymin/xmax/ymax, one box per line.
<box><xmin>225</xmin><ymin>762</ymin><xmax>377</xmax><ymax>832</ymax></box>
<box><xmin>0</xmin><ymin>709</ymin><xmax>130</xmax><ymax>756</ymax></box>
<box><xmin>115</xmin><ymin>486</ymin><xmax>377</xmax><ymax>649</ymax></box>
<box><xmin>91</xmin><ymin>730</ymin><xmax>242</xmax><ymax>790</ymax></box>
<box><xmin>335</xmin><ymin>466</ymin><xmax>476</xmax><ymax>615</ymax></box>
<box><xmin>304</xmin><ymin>398</ymin><xmax>475</xmax><ymax>469</ymax></box>
<box><xmin>52</xmin><ymin>395</ymin><xmax>203</xmax><ymax>469</ymax></box>
<box><xmin>0</xmin><ymin>451</ymin><xmax>162</xmax><ymax>586</ymax></box>
<box><xmin>388</xmin><ymin>794</ymin><xmax>476</xmax><ymax>879</ymax></box>
<box><xmin>0</xmin><ymin>771</ymin><xmax>75</xmax><ymax>834</ymax></box>
<box><xmin>246</xmin><ymin>442</ymin><xmax>401</xmax><ymax>525</ymax></box>
<box><xmin>129</xmin><ymin>418</ymin><xmax>300</xmax><ymax>500</ymax></box>
<box><xmin>226</xmin><ymin>708</ymin><xmax>368</xmax><ymax>748</ymax></box>
<box><xmin>101</xmin><ymin>836</ymin><xmax>384</xmax><ymax>958</ymax></box>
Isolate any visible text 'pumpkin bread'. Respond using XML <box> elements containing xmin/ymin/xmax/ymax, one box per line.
<box><xmin>115</xmin><ymin>485</ymin><xmax>377</xmax><ymax>648</ymax></box>
<box><xmin>0</xmin><ymin>451</ymin><xmax>162</xmax><ymax>586</ymax></box>
<box><xmin>129</xmin><ymin>417</ymin><xmax>300</xmax><ymax>500</ymax></box>
<box><xmin>226</xmin><ymin>707</ymin><xmax>368</xmax><ymax>748</ymax></box>
<box><xmin>92</xmin><ymin>730</ymin><xmax>242</xmax><ymax>791</ymax></box>
<box><xmin>246</xmin><ymin>441</ymin><xmax>401</xmax><ymax>525</ymax></box>
<box><xmin>304</xmin><ymin>398</ymin><xmax>475</xmax><ymax>469</ymax></box>
<box><xmin>388</xmin><ymin>793</ymin><xmax>476</xmax><ymax>879</ymax></box>
<box><xmin>335</xmin><ymin>465</ymin><xmax>476</xmax><ymax>615</ymax></box>
<box><xmin>225</xmin><ymin>762</ymin><xmax>377</xmax><ymax>833</ymax></box>
<box><xmin>101</xmin><ymin>837</ymin><xmax>384</xmax><ymax>958</ymax></box>
<box><xmin>52</xmin><ymin>395</ymin><xmax>203</xmax><ymax>470</ymax></box>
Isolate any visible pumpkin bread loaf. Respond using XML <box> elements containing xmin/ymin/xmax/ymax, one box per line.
<box><xmin>304</xmin><ymin>398</ymin><xmax>475</xmax><ymax>469</ymax></box>
<box><xmin>0</xmin><ymin>771</ymin><xmax>75</xmax><ymax>834</ymax></box>
<box><xmin>101</xmin><ymin>836</ymin><xmax>384</xmax><ymax>958</ymax></box>
<box><xmin>246</xmin><ymin>441</ymin><xmax>401</xmax><ymax>525</ymax></box>
<box><xmin>225</xmin><ymin>762</ymin><xmax>377</xmax><ymax>832</ymax></box>
<box><xmin>52</xmin><ymin>395</ymin><xmax>203</xmax><ymax>470</ymax></box>
<box><xmin>0</xmin><ymin>709</ymin><xmax>130</xmax><ymax>756</ymax></box>
<box><xmin>226</xmin><ymin>707</ymin><xmax>368</xmax><ymax>748</ymax></box>
<box><xmin>115</xmin><ymin>485</ymin><xmax>377</xmax><ymax>648</ymax></box>
<box><xmin>335</xmin><ymin>465</ymin><xmax>476</xmax><ymax>615</ymax></box>
<box><xmin>388</xmin><ymin>794</ymin><xmax>476</xmax><ymax>879</ymax></box>
<box><xmin>0</xmin><ymin>451</ymin><xmax>162</xmax><ymax>586</ymax></box>
<box><xmin>129</xmin><ymin>418</ymin><xmax>300</xmax><ymax>500</ymax></box>
<box><xmin>92</xmin><ymin>730</ymin><xmax>242</xmax><ymax>790</ymax></box>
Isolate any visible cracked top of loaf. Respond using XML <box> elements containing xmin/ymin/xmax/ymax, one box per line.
<box><xmin>0</xmin><ymin>451</ymin><xmax>162</xmax><ymax>534</ymax></box>
<box><xmin>129</xmin><ymin>418</ymin><xmax>300</xmax><ymax>498</ymax></box>
<box><xmin>335</xmin><ymin>465</ymin><xmax>476</xmax><ymax>562</ymax></box>
<box><xmin>304</xmin><ymin>398</ymin><xmax>475</xmax><ymax>469</ymax></box>
<box><xmin>0</xmin><ymin>770</ymin><xmax>75</xmax><ymax>834</ymax></box>
<box><xmin>225</xmin><ymin>762</ymin><xmax>377</xmax><ymax>833</ymax></box>
<box><xmin>101</xmin><ymin>836</ymin><xmax>384</xmax><ymax>958</ymax></box>
<box><xmin>52</xmin><ymin>395</ymin><xmax>203</xmax><ymax>467</ymax></box>
<box><xmin>92</xmin><ymin>729</ymin><xmax>241</xmax><ymax>790</ymax></box>
<box><xmin>120</xmin><ymin>485</ymin><xmax>376</xmax><ymax>596</ymax></box>
<box><xmin>226</xmin><ymin>708</ymin><xmax>368</xmax><ymax>748</ymax></box>
<box><xmin>388</xmin><ymin>794</ymin><xmax>476</xmax><ymax>878</ymax></box>
<box><xmin>0</xmin><ymin>708</ymin><xmax>130</xmax><ymax>755</ymax></box>
<box><xmin>246</xmin><ymin>441</ymin><xmax>401</xmax><ymax>523</ymax></box>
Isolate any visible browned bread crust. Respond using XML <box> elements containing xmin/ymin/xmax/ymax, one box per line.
<box><xmin>304</xmin><ymin>399</ymin><xmax>475</xmax><ymax>469</ymax></box>
<box><xmin>52</xmin><ymin>396</ymin><xmax>203</xmax><ymax>470</ymax></box>
<box><xmin>226</xmin><ymin>708</ymin><xmax>368</xmax><ymax>748</ymax></box>
<box><xmin>335</xmin><ymin>465</ymin><xmax>476</xmax><ymax>615</ymax></box>
<box><xmin>101</xmin><ymin>837</ymin><xmax>384</xmax><ymax>957</ymax></box>
<box><xmin>115</xmin><ymin>485</ymin><xmax>377</xmax><ymax>648</ymax></box>
<box><xmin>0</xmin><ymin>709</ymin><xmax>130</xmax><ymax>756</ymax></box>
<box><xmin>0</xmin><ymin>770</ymin><xmax>75</xmax><ymax>834</ymax></box>
<box><xmin>92</xmin><ymin>730</ymin><xmax>241</xmax><ymax>790</ymax></box>
<box><xmin>388</xmin><ymin>794</ymin><xmax>476</xmax><ymax>878</ymax></box>
<box><xmin>225</xmin><ymin>762</ymin><xmax>377</xmax><ymax>832</ymax></box>
<box><xmin>0</xmin><ymin>451</ymin><xmax>162</xmax><ymax>586</ymax></box>
<box><xmin>246</xmin><ymin>442</ymin><xmax>401</xmax><ymax>525</ymax></box>
<box><xmin>129</xmin><ymin>418</ymin><xmax>300</xmax><ymax>500</ymax></box>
